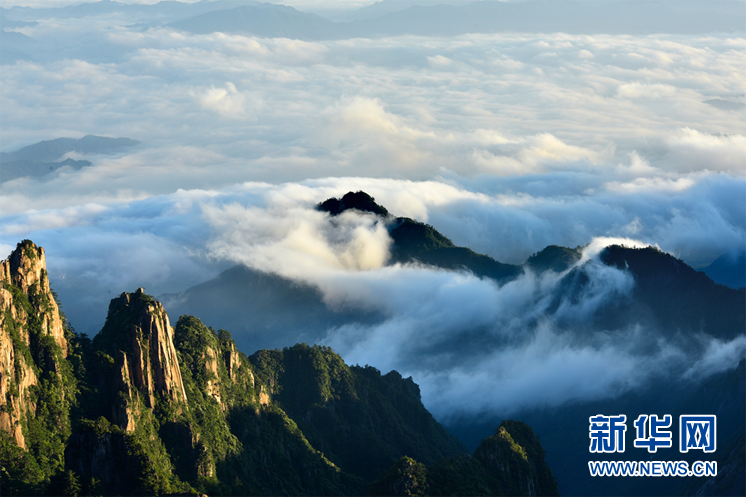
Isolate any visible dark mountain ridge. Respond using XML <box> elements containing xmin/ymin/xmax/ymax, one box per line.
<box><xmin>600</xmin><ymin>245</ymin><xmax>745</xmax><ymax>340</ymax></box>
<box><xmin>165</xmin><ymin>191</ymin><xmax>744</xmax><ymax>356</ymax></box>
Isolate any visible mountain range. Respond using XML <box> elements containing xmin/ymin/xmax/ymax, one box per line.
<box><xmin>0</xmin><ymin>135</ymin><xmax>139</xmax><ymax>183</ymax></box>
<box><xmin>169</xmin><ymin>1</ymin><xmax>746</xmax><ymax>39</ymax></box>
<box><xmin>1</xmin><ymin>191</ymin><xmax>743</xmax><ymax>495</ymax></box>
<box><xmin>162</xmin><ymin>191</ymin><xmax>745</xmax><ymax>496</ymax></box>
<box><xmin>3</xmin><ymin>0</ymin><xmax>744</xmax><ymax>38</ymax></box>
<box><xmin>0</xmin><ymin>239</ymin><xmax>558</xmax><ymax>495</ymax></box>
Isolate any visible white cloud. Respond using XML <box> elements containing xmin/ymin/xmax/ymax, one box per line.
<box><xmin>0</xmin><ymin>17</ymin><xmax>743</xmax><ymax>420</ymax></box>
<box><xmin>197</xmin><ymin>82</ymin><xmax>258</xmax><ymax>120</ymax></box>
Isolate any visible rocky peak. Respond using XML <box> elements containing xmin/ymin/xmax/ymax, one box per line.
<box><xmin>97</xmin><ymin>288</ymin><xmax>188</xmax><ymax>420</ymax></box>
<box><xmin>317</xmin><ymin>191</ymin><xmax>390</xmax><ymax>218</ymax></box>
<box><xmin>473</xmin><ymin>421</ymin><xmax>558</xmax><ymax>496</ymax></box>
<box><xmin>0</xmin><ymin>240</ymin><xmax>70</xmax><ymax>448</ymax></box>
<box><xmin>225</xmin><ymin>340</ymin><xmax>251</xmax><ymax>386</ymax></box>
<box><xmin>2</xmin><ymin>240</ymin><xmax>47</xmax><ymax>294</ymax></box>
<box><xmin>1</xmin><ymin>240</ymin><xmax>67</xmax><ymax>355</ymax></box>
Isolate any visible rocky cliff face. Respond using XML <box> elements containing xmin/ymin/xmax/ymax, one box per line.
<box><xmin>0</xmin><ymin>240</ymin><xmax>70</xmax><ymax>449</ymax></box>
<box><xmin>95</xmin><ymin>288</ymin><xmax>188</xmax><ymax>430</ymax></box>
<box><xmin>1</xmin><ymin>241</ymin><xmax>67</xmax><ymax>356</ymax></box>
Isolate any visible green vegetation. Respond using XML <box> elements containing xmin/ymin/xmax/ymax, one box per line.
<box><xmin>0</xmin><ymin>431</ymin><xmax>46</xmax><ymax>495</ymax></box>
<box><xmin>368</xmin><ymin>456</ymin><xmax>429</xmax><ymax>496</ymax></box>
<box><xmin>525</xmin><ymin>245</ymin><xmax>582</xmax><ymax>273</ymax></box>
<box><xmin>250</xmin><ymin>344</ymin><xmax>467</xmax><ymax>484</ymax></box>
<box><xmin>171</xmin><ymin>316</ymin><xmax>350</xmax><ymax>496</ymax></box>
<box><xmin>1</xmin><ymin>241</ymin><xmax>557</xmax><ymax>496</ymax></box>
<box><xmin>369</xmin><ymin>421</ymin><xmax>559</xmax><ymax>496</ymax></box>
<box><xmin>19</xmin><ymin>241</ymin><xmax>37</xmax><ymax>262</ymax></box>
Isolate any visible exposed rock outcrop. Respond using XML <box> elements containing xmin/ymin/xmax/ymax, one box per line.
<box><xmin>95</xmin><ymin>288</ymin><xmax>188</xmax><ymax>430</ymax></box>
<box><xmin>203</xmin><ymin>345</ymin><xmax>222</xmax><ymax>404</ymax></box>
<box><xmin>1</xmin><ymin>241</ymin><xmax>67</xmax><ymax>356</ymax></box>
<box><xmin>0</xmin><ymin>240</ymin><xmax>69</xmax><ymax>448</ymax></box>
<box><xmin>225</xmin><ymin>339</ymin><xmax>252</xmax><ymax>387</ymax></box>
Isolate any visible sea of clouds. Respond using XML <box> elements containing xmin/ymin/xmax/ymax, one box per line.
<box><xmin>1</xmin><ymin>1</ymin><xmax>744</xmax><ymax>418</ymax></box>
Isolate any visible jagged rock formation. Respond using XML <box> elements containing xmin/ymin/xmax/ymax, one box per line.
<box><xmin>0</xmin><ymin>240</ymin><xmax>70</xmax><ymax>451</ymax></box>
<box><xmin>1</xmin><ymin>241</ymin><xmax>67</xmax><ymax>355</ymax></box>
<box><xmin>94</xmin><ymin>288</ymin><xmax>187</xmax><ymax>430</ymax></box>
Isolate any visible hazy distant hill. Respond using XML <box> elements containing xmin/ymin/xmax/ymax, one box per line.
<box><xmin>0</xmin><ymin>29</ymin><xmax>34</xmax><ymax>44</ymax></box>
<box><xmin>0</xmin><ymin>158</ymin><xmax>92</xmax><ymax>183</ymax></box>
<box><xmin>170</xmin><ymin>3</ymin><xmax>338</xmax><ymax>39</ymax></box>
<box><xmin>0</xmin><ymin>135</ymin><xmax>139</xmax><ymax>182</ymax></box>
<box><xmin>1</xmin><ymin>135</ymin><xmax>139</xmax><ymax>163</ymax></box>
<box><xmin>339</xmin><ymin>0</ymin><xmax>473</xmax><ymax>21</ymax></box>
<box><xmin>0</xmin><ymin>0</ymin><xmax>260</xmax><ymax>22</ymax></box>
<box><xmin>160</xmin><ymin>264</ymin><xmax>386</xmax><ymax>353</ymax></box>
<box><xmin>0</xmin><ymin>14</ymin><xmax>37</xmax><ymax>28</ymax></box>
<box><xmin>703</xmin><ymin>251</ymin><xmax>746</xmax><ymax>289</ymax></box>
<box><xmin>169</xmin><ymin>0</ymin><xmax>746</xmax><ymax>39</ymax></box>
<box><xmin>3</xmin><ymin>0</ymin><xmax>743</xmax><ymax>42</ymax></box>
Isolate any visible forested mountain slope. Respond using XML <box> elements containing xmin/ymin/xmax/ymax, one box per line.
<box><xmin>0</xmin><ymin>240</ymin><xmax>554</xmax><ymax>496</ymax></box>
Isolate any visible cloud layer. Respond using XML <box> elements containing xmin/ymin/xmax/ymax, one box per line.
<box><xmin>1</xmin><ymin>9</ymin><xmax>744</xmax><ymax>419</ymax></box>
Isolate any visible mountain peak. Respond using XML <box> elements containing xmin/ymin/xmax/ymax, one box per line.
<box><xmin>3</xmin><ymin>240</ymin><xmax>47</xmax><ymax>293</ymax></box>
<box><xmin>473</xmin><ymin>420</ymin><xmax>559</xmax><ymax>496</ymax></box>
<box><xmin>0</xmin><ymin>240</ymin><xmax>70</xmax><ymax>449</ymax></box>
<box><xmin>1</xmin><ymin>240</ymin><xmax>67</xmax><ymax>354</ymax></box>
<box><xmin>525</xmin><ymin>244</ymin><xmax>582</xmax><ymax>273</ymax></box>
<box><xmin>97</xmin><ymin>288</ymin><xmax>188</xmax><ymax>426</ymax></box>
<box><xmin>317</xmin><ymin>190</ymin><xmax>390</xmax><ymax>217</ymax></box>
